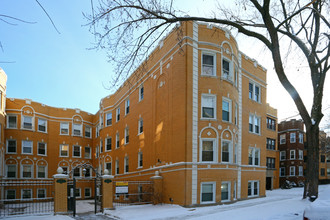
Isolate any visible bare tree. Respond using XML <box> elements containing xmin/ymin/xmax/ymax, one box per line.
<box><xmin>86</xmin><ymin>0</ymin><xmax>330</xmax><ymax>200</ymax></box>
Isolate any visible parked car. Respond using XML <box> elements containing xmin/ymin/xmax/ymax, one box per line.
<box><xmin>281</xmin><ymin>180</ymin><xmax>293</xmax><ymax>189</ymax></box>
<box><xmin>303</xmin><ymin>188</ymin><xmax>330</xmax><ymax>220</ymax></box>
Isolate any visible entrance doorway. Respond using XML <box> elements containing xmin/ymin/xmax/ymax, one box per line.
<box><xmin>266</xmin><ymin>177</ymin><xmax>272</xmax><ymax>190</ymax></box>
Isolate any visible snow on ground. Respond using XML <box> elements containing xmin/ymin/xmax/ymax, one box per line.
<box><xmin>6</xmin><ymin>184</ymin><xmax>330</xmax><ymax>220</ymax></box>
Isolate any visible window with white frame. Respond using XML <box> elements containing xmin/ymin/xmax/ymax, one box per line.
<box><xmin>37</xmin><ymin>165</ymin><xmax>46</xmax><ymax>178</ymax></box>
<box><xmin>290</xmin><ymin>166</ymin><xmax>295</xmax><ymax>176</ymax></box>
<box><xmin>222</xmin><ymin>58</ymin><xmax>232</xmax><ymax>80</ymax></box>
<box><xmin>138</xmin><ymin>118</ymin><xmax>143</xmax><ymax>134</ymax></box>
<box><xmin>235</xmin><ymin>103</ymin><xmax>238</xmax><ymax>125</ymax></box>
<box><xmin>22</xmin><ymin>189</ymin><xmax>32</xmax><ymax>200</ymax></box>
<box><xmin>106</xmin><ymin>112</ymin><xmax>112</xmax><ymax>126</ymax></box>
<box><xmin>99</xmin><ymin>115</ymin><xmax>104</xmax><ymax>128</ymax></box>
<box><xmin>100</xmin><ymin>140</ymin><xmax>103</xmax><ymax>153</ymax></box>
<box><xmin>60</xmin><ymin>144</ymin><xmax>69</xmax><ymax>157</ymax></box>
<box><xmin>298</xmin><ymin>150</ymin><xmax>303</xmax><ymax>160</ymax></box>
<box><xmin>6</xmin><ymin>189</ymin><xmax>16</xmax><ymax>200</ymax></box>
<box><xmin>75</xmin><ymin>188</ymin><xmax>81</xmax><ymax>198</ymax></box>
<box><xmin>201</xmin><ymin>182</ymin><xmax>215</xmax><ymax>203</ymax></box>
<box><xmin>106</xmin><ymin>137</ymin><xmax>112</xmax><ymax>151</ymax></box>
<box><xmin>234</xmin><ymin>65</ymin><xmax>238</xmax><ymax>87</ymax></box>
<box><xmin>280</xmin><ymin>151</ymin><xmax>286</xmax><ymax>161</ymax></box>
<box><xmin>6</xmin><ymin>164</ymin><xmax>16</xmax><ymax>178</ymax></box>
<box><xmin>85</xmin><ymin>125</ymin><xmax>91</xmax><ymax>138</ymax></box>
<box><xmin>280</xmin><ymin>134</ymin><xmax>286</xmax><ymax>144</ymax></box>
<box><xmin>116</xmin><ymin>132</ymin><xmax>119</xmax><ymax>148</ymax></box>
<box><xmin>85</xmin><ymin>188</ymin><xmax>91</xmax><ymax>198</ymax></box>
<box><xmin>73</xmin><ymin>168</ymin><xmax>80</xmax><ymax>177</ymax></box>
<box><xmin>299</xmin><ymin>133</ymin><xmax>304</xmax><ymax>144</ymax></box>
<box><xmin>248</xmin><ymin>181</ymin><xmax>259</xmax><ymax>197</ymax></box>
<box><xmin>125</xmin><ymin>99</ymin><xmax>130</xmax><ymax>115</ymax></box>
<box><xmin>139</xmin><ymin>85</ymin><xmax>144</xmax><ymax>101</ymax></box>
<box><xmin>124</xmin><ymin>156</ymin><xmax>129</xmax><ymax>173</ymax></box>
<box><xmin>125</xmin><ymin>127</ymin><xmax>129</xmax><ymax>144</ymax></box>
<box><xmin>37</xmin><ymin>189</ymin><xmax>46</xmax><ymax>198</ymax></box>
<box><xmin>95</xmin><ymin>146</ymin><xmax>99</xmax><ymax>158</ymax></box>
<box><xmin>248</xmin><ymin>147</ymin><xmax>260</xmax><ymax>166</ymax></box>
<box><xmin>299</xmin><ymin>166</ymin><xmax>303</xmax><ymax>176</ymax></box>
<box><xmin>22</xmin><ymin>115</ymin><xmax>33</xmax><ymax>130</ymax></box>
<box><xmin>115</xmin><ymin>159</ymin><xmax>119</xmax><ymax>174</ymax></box>
<box><xmin>280</xmin><ymin>167</ymin><xmax>285</xmax><ymax>177</ymax></box>
<box><xmin>60</xmin><ymin>122</ymin><xmax>69</xmax><ymax>135</ymax></box>
<box><xmin>290</xmin><ymin>133</ymin><xmax>296</xmax><ymax>143</ymax></box>
<box><xmin>6</xmin><ymin>139</ymin><xmax>16</xmax><ymax>153</ymax></box>
<box><xmin>116</xmin><ymin>108</ymin><xmax>120</xmax><ymax>122</ymax></box>
<box><xmin>290</xmin><ymin>150</ymin><xmax>295</xmax><ymax>160</ymax></box>
<box><xmin>7</xmin><ymin>115</ymin><xmax>17</xmax><ymax>129</ymax></box>
<box><xmin>222</xmin><ymin>98</ymin><xmax>231</xmax><ymax>122</ymax></box>
<box><xmin>73</xmin><ymin>145</ymin><xmax>81</xmax><ymax>157</ymax></box>
<box><xmin>22</xmin><ymin>140</ymin><xmax>33</xmax><ymax>154</ymax></box>
<box><xmin>106</xmin><ymin>162</ymin><xmax>112</xmax><ymax>175</ymax></box>
<box><xmin>73</xmin><ymin>123</ymin><xmax>82</xmax><ymax>136</ymax></box>
<box><xmin>201</xmin><ymin>95</ymin><xmax>216</xmax><ymax>119</ymax></box>
<box><xmin>38</xmin><ymin>118</ymin><xmax>47</xmax><ymax>132</ymax></box>
<box><xmin>22</xmin><ymin>164</ymin><xmax>33</xmax><ymax>178</ymax></box>
<box><xmin>202</xmin><ymin>53</ymin><xmax>216</xmax><ymax>76</ymax></box>
<box><xmin>38</xmin><ymin>142</ymin><xmax>46</xmax><ymax>156</ymax></box>
<box><xmin>85</xmin><ymin>147</ymin><xmax>91</xmax><ymax>159</ymax></box>
<box><xmin>221</xmin><ymin>182</ymin><xmax>231</xmax><ymax>201</ymax></box>
<box><xmin>138</xmin><ymin>152</ymin><xmax>143</xmax><ymax>168</ymax></box>
<box><xmin>249</xmin><ymin>114</ymin><xmax>260</xmax><ymax>134</ymax></box>
<box><xmin>221</xmin><ymin>141</ymin><xmax>231</xmax><ymax>163</ymax></box>
<box><xmin>201</xmin><ymin>139</ymin><xmax>216</xmax><ymax>162</ymax></box>
<box><xmin>96</xmin><ymin>125</ymin><xmax>99</xmax><ymax>137</ymax></box>
<box><xmin>266</xmin><ymin>138</ymin><xmax>276</xmax><ymax>150</ymax></box>
<box><xmin>249</xmin><ymin>82</ymin><xmax>261</xmax><ymax>102</ymax></box>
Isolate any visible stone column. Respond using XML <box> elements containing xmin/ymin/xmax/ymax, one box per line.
<box><xmin>102</xmin><ymin>169</ymin><xmax>114</xmax><ymax>210</ymax></box>
<box><xmin>150</xmin><ymin>171</ymin><xmax>163</xmax><ymax>204</ymax></box>
<box><xmin>53</xmin><ymin>167</ymin><xmax>69</xmax><ymax>214</ymax></box>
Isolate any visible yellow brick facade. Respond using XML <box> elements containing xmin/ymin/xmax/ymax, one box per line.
<box><xmin>0</xmin><ymin>21</ymin><xmax>278</xmax><ymax>206</ymax></box>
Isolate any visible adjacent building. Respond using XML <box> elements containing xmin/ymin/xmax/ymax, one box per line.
<box><xmin>1</xmin><ymin>21</ymin><xmax>278</xmax><ymax>206</ymax></box>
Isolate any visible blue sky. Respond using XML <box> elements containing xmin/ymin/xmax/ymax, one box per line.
<box><xmin>0</xmin><ymin>0</ymin><xmax>329</xmax><ymax>130</ymax></box>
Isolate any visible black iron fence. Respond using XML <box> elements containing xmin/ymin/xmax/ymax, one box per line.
<box><xmin>0</xmin><ymin>179</ymin><xmax>54</xmax><ymax>217</ymax></box>
<box><xmin>113</xmin><ymin>181</ymin><xmax>153</xmax><ymax>206</ymax></box>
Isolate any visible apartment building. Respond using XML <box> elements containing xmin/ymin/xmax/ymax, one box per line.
<box><xmin>318</xmin><ymin>131</ymin><xmax>330</xmax><ymax>183</ymax></box>
<box><xmin>1</xmin><ymin>21</ymin><xmax>277</xmax><ymax>206</ymax></box>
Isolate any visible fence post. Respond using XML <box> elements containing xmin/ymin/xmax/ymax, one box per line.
<box><xmin>102</xmin><ymin>169</ymin><xmax>114</xmax><ymax>210</ymax></box>
<box><xmin>150</xmin><ymin>171</ymin><xmax>163</xmax><ymax>204</ymax></box>
<box><xmin>53</xmin><ymin>167</ymin><xmax>69</xmax><ymax>214</ymax></box>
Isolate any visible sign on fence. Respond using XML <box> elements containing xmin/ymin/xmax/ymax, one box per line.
<box><xmin>116</xmin><ymin>182</ymin><xmax>128</xmax><ymax>194</ymax></box>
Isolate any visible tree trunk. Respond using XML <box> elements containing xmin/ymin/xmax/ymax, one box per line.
<box><xmin>304</xmin><ymin>125</ymin><xmax>319</xmax><ymax>201</ymax></box>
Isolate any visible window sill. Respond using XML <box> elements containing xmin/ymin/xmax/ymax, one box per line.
<box><xmin>21</xmin><ymin>128</ymin><xmax>34</xmax><ymax>131</ymax></box>
<box><xmin>201</xmin><ymin>74</ymin><xmax>217</xmax><ymax>78</ymax></box>
<box><xmin>6</xmin><ymin>152</ymin><xmax>17</xmax><ymax>154</ymax></box>
<box><xmin>60</xmin><ymin>134</ymin><xmax>69</xmax><ymax>136</ymax></box>
<box><xmin>37</xmin><ymin>154</ymin><xmax>47</xmax><ymax>157</ymax></box>
<box><xmin>37</xmin><ymin>131</ymin><xmax>47</xmax><ymax>133</ymax></box>
<box><xmin>6</xmin><ymin>127</ymin><xmax>18</xmax><ymax>129</ymax></box>
<box><xmin>200</xmin><ymin>118</ymin><xmax>217</xmax><ymax>121</ymax></box>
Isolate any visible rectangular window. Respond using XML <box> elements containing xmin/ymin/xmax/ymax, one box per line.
<box><xmin>280</xmin><ymin>167</ymin><xmax>285</xmax><ymax>177</ymax></box>
<box><xmin>60</xmin><ymin>144</ymin><xmax>69</xmax><ymax>157</ymax></box>
<box><xmin>73</xmin><ymin>168</ymin><xmax>80</xmax><ymax>177</ymax></box>
<box><xmin>106</xmin><ymin>137</ymin><xmax>112</xmax><ymax>151</ymax></box>
<box><xmin>327</xmin><ymin>168</ymin><xmax>330</xmax><ymax>175</ymax></box>
<box><xmin>299</xmin><ymin>166</ymin><xmax>303</xmax><ymax>176</ymax></box>
<box><xmin>139</xmin><ymin>85</ymin><xmax>144</xmax><ymax>101</ymax></box>
<box><xmin>37</xmin><ymin>189</ymin><xmax>46</xmax><ymax>198</ymax></box>
<box><xmin>235</xmin><ymin>103</ymin><xmax>238</xmax><ymax>125</ymax></box>
<box><xmin>38</xmin><ymin>142</ymin><xmax>46</xmax><ymax>156</ymax></box>
<box><xmin>22</xmin><ymin>189</ymin><xmax>32</xmax><ymax>200</ymax></box>
<box><xmin>248</xmin><ymin>181</ymin><xmax>259</xmax><ymax>197</ymax></box>
<box><xmin>248</xmin><ymin>147</ymin><xmax>260</xmax><ymax>166</ymax></box>
<box><xmin>96</xmin><ymin>125</ymin><xmax>99</xmax><ymax>137</ymax></box>
<box><xmin>85</xmin><ymin>125</ymin><xmax>91</xmax><ymax>138</ymax></box>
<box><xmin>38</xmin><ymin>118</ymin><xmax>47</xmax><ymax>132</ymax></box>
<box><xmin>298</xmin><ymin>150</ymin><xmax>303</xmax><ymax>160</ymax></box>
<box><xmin>60</xmin><ymin>122</ymin><xmax>69</xmax><ymax>135</ymax></box>
<box><xmin>99</xmin><ymin>115</ymin><xmax>104</xmax><ymax>128</ymax></box>
<box><xmin>6</xmin><ymin>164</ymin><xmax>16</xmax><ymax>178</ymax></box>
<box><xmin>222</xmin><ymin>59</ymin><xmax>232</xmax><ymax>80</ymax></box>
<box><xmin>290</xmin><ymin>166</ymin><xmax>295</xmax><ymax>176</ymax></box>
<box><xmin>125</xmin><ymin>127</ymin><xmax>129</xmax><ymax>144</ymax></box>
<box><xmin>249</xmin><ymin>114</ymin><xmax>260</xmax><ymax>134</ymax></box>
<box><xmin>22</xmin><ymin>115</ymin><xmax>33</xmax><ymax>129</ymax></box>
<box><xmin>266</xmin><ymin>157</ymin><xmax>275</xmax><ymax>169</ymax></box>
<box><xmin>100</xmin><ymin>140</ymin><xmax>103</xmax><ymax>153</ymax></box>
<box><xmin>138</xmin><ymin>118</ymin><xmax>143</xmax><ymax>134</ymax></box>
<box><xmin>266</xmin><ymin>138</ymin><xmax>276</xmax><ymax>150</ymax></box>
<box><xmin>125</xmin><ymin>99</ymin><xmax>130</xmax><ymax>115</ymax></box>
<box><xmin>266</xmin><ymin>117</ymin><xmax>276</xmax><ymax>130</ymax></box>
<box><xmin>201</xmin><ymin>95</ymin><xmax>216</xmax><ymax>119</ymax></box>
<box><xmin>116</xmin><ymin>108</ymin><xmax>120</xmax><ymax>122</ymax></box>
<box><xmin>106</xmin><ymin>162</ymin><xmax>112</xmax><ymax>175</ymax></box>
<box><xmin>73</xmin><ymin>124</ymin><xmax>82</xmax><ymax>136</ymax></box>
<box><xmin>280</xmin><ymin>151</ymin><xmax>286</xmax><ymax>161</ymax></box>
<box><xmin>201</xmin><ymin>140</ymin><xmax>215</xmax><ymax>162</ymax></box>
<box><xmin>290</xmin><ymin>150</ymin><xmax>295</xmax><ymax>160</ymax></box>
<box><xmin>22</xmin><ymin>140</ymin><xmax>33</xmax><ymax>154</ymax></box>
<box><xmin>299</xmin><ymin>133</ymin><xmax>304</xmax><ymax>144</ymax></box>
<box><xmin>75</xmin><ymin>188</ymin><xmax>81</xmax><ymax>198</ymax></box>
<box><xmin>321</xmin><ymin>168</ymin><xmax>325</xmax><ymax>176</ymax></box>
<box><xmin>6</xmin><ymin>139</ymin><xmax>17</xmax><ymax>153</ymax></box>
<box><xmin>221</xmin><ymin>182</ymin><xmax>230</xmax><ymax>201</ymax></box>
<box><xmin>6</xmin><ymin>189</ymin><xmax>16</xmax><ymax>200</ymax></box>
<box><xmin>221</xmin><ymin>141</ymin><xmax>230</xmax><ymax>163</ymax></box>
<box><xmin>290</xmin><ymin>133</ymin><xmax>296</xmax><ymax>143</ymax></box>
<box><xmin>222</xmin><ymin>99</ymin><xmax>231</xmax><ymax>122</ymax></box>
<box><xmin>249</xmin><ymin>82</ymin><xmax>260</xmax><ymax>102</ymax></box>
<box><xmin>73</xmin><ymin>145</ymin><xmax>81</xmax><ymax>157</ymax></box>
<box><xmin>202</xmin><ymin>53</ymin><xmax>216</xmax><ymax>76</ymax></box>
<box><xmin>106</xmin><ymin>112</ymin><xmax>112</xmax><ymax>126</ymax></box>
<box><xmin>321</xmin><ymin>155</ymin><xmax>325</xmax><ymax>163</ymax></box>
<box><xmin>201</xmin><ymin>182</ymin><xmax>215</xmax><ymax>203</ymax></box>
<box><xmin>85</xmin><ymin>188</ymin><xmax>91</xmax><ymax>198</ymax></box>
<box><xmin>84</xmin><ymin>147</ymin><xmax>91</xmax><ymax>159</ymax></box>
<box><xmin>37</xmin><ymin>166</ymin><xmax>46</xmax><ymax>178</ymax></box>
<box><xmin>124</xmin><ymin>156</ymin><xmax>129</xmax><ymax>173</ymax></box>
<box><xmin>138</xmin><ymin>152</ymin><xmax>143</xmax><ymax>168</ymax></box>
<box><xmin>7</xmin><ymin>115</ymin><xmax>17</xmax><ymax>128</ymax></box>
<box><xmin>22</xmin><ymin>165</ymin><xmax>32</xmax><ymax>178</ymax></box>
<box><xmin>280</xmin><ymin>134</ymin><xmax>286</xmax><ymax>144</ymax></box>
<box><xmin>115</xmin><ymin>160</ymin><xmax>119</xmax><ymax>174</ymax></box>
<box><xmin>116</xmin><ymin>132</ymin><xmax>119</xmax><ymax>148</ymax></box>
